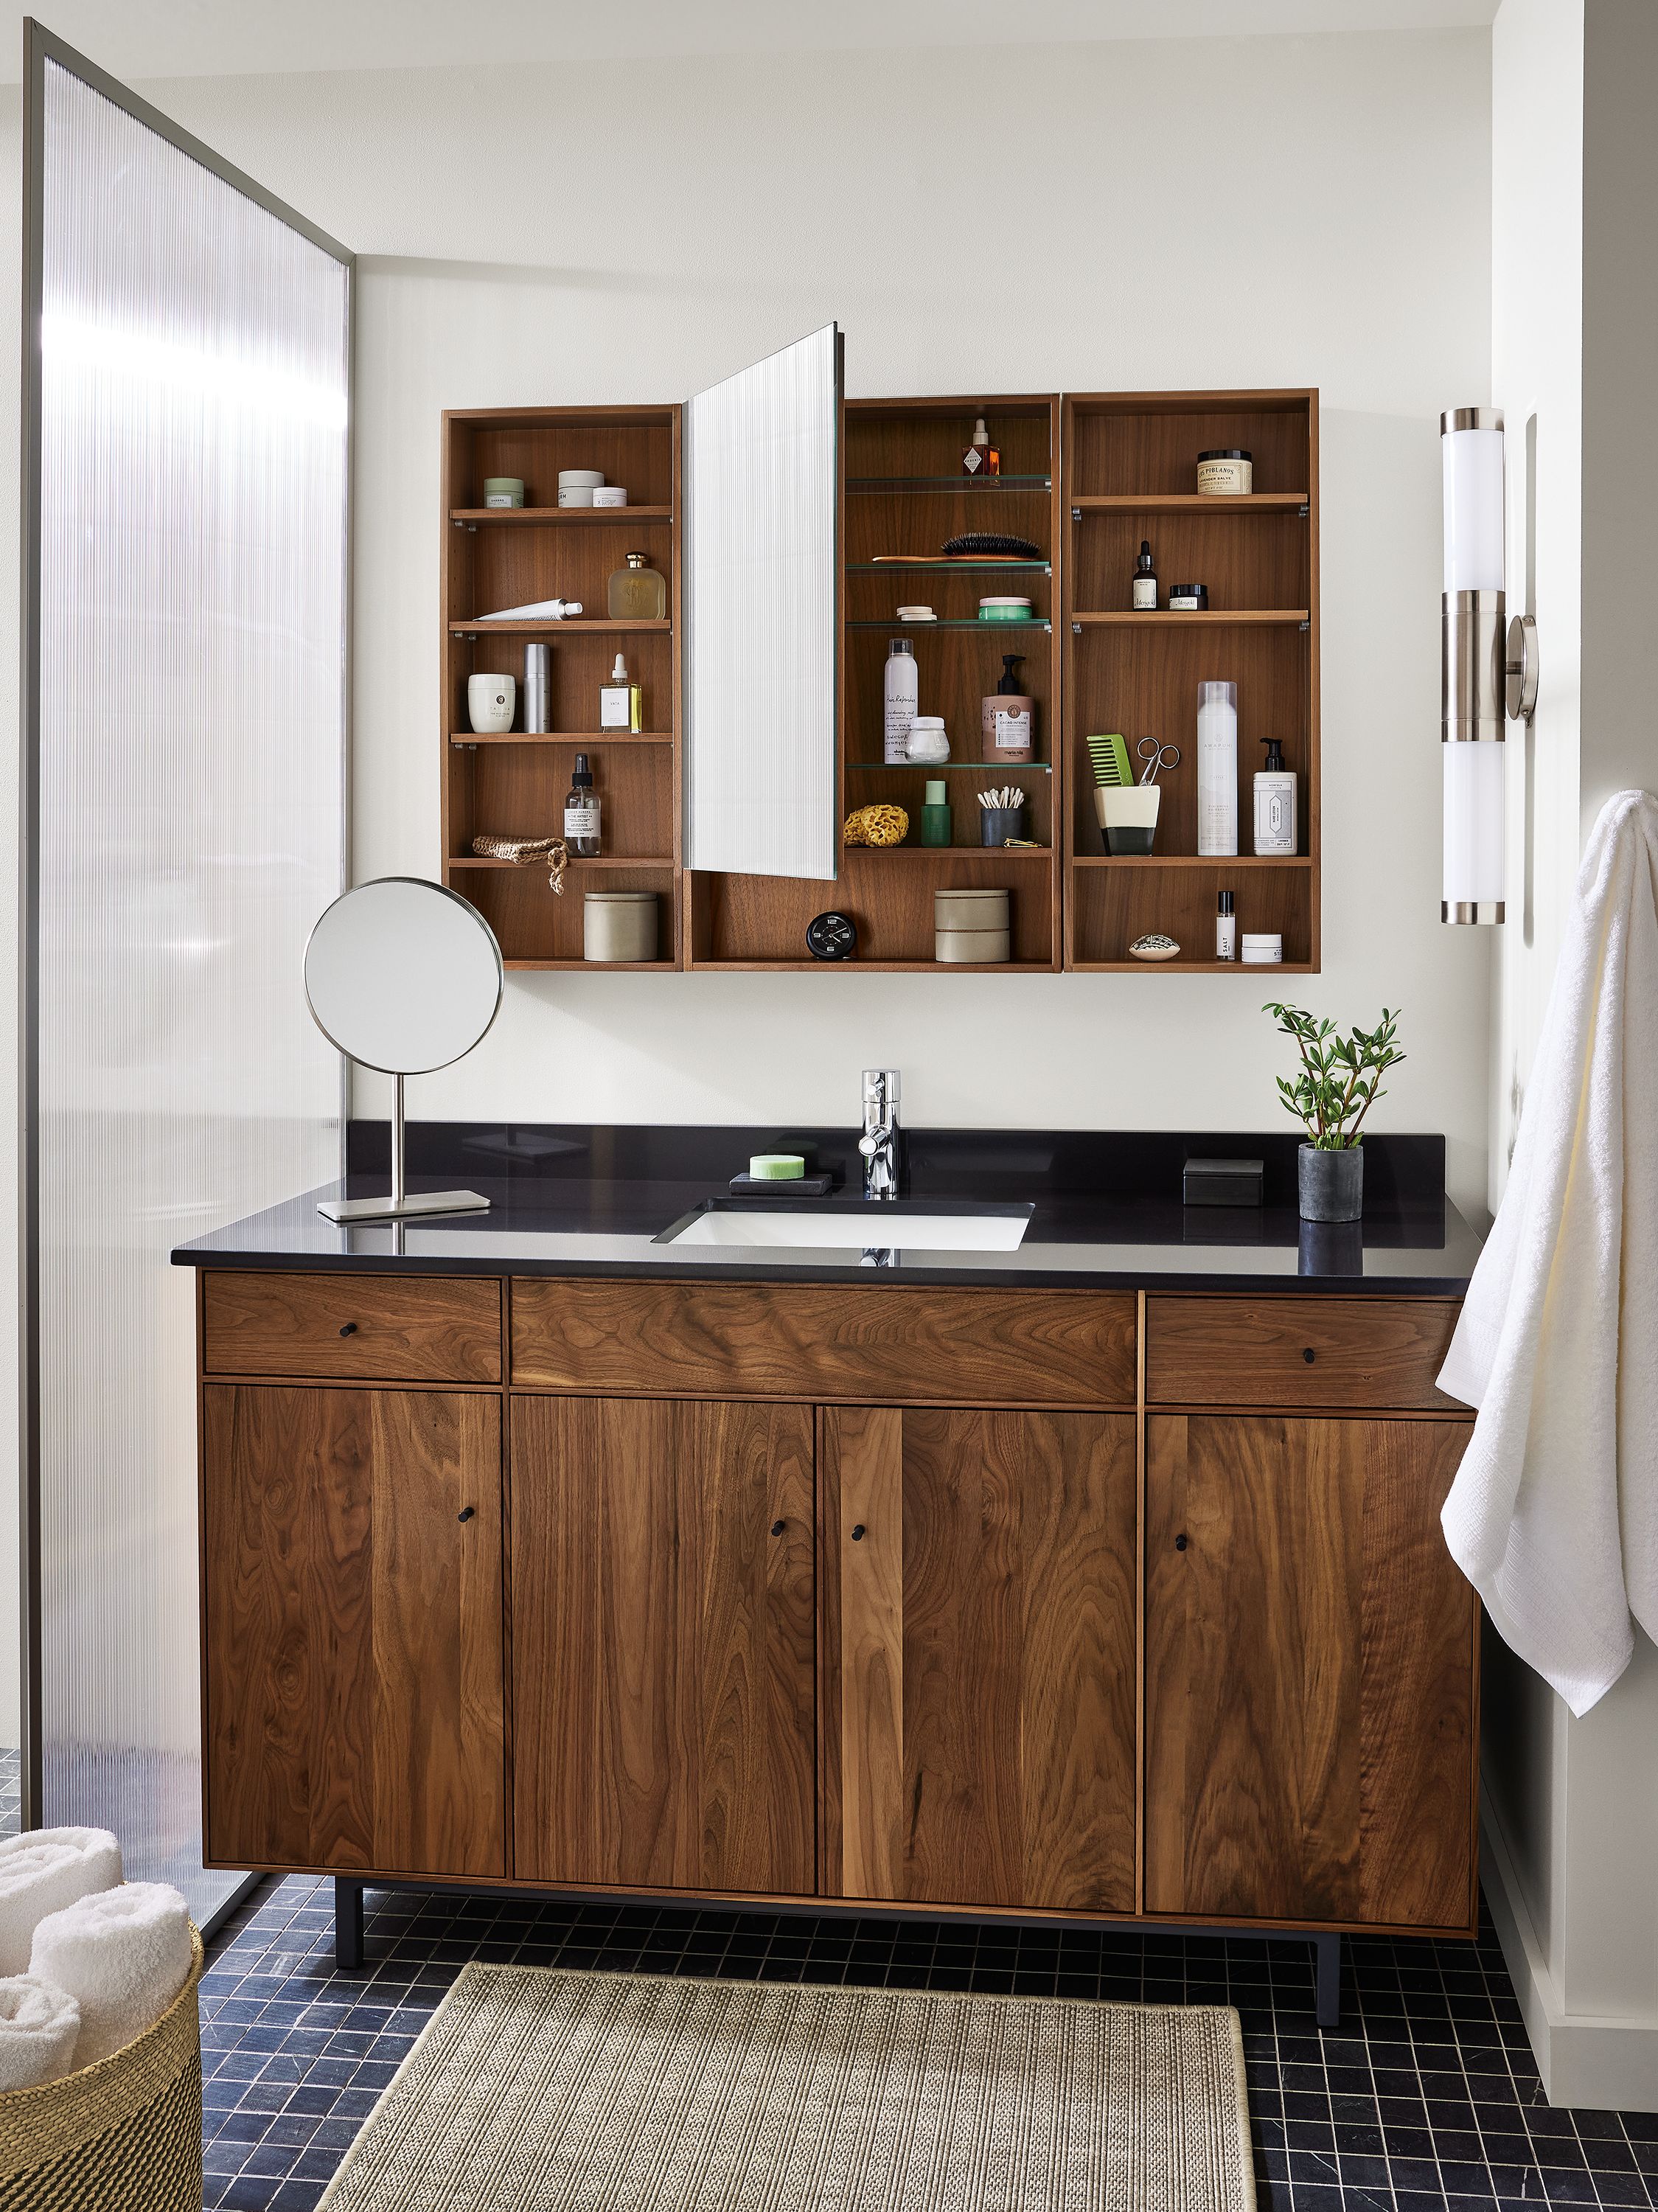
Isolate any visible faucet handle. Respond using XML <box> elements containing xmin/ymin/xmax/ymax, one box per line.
<box><xmin>862</xmin><ymin>1068</ymin><xmax>901</xmax><ymax>1109</ymax></box>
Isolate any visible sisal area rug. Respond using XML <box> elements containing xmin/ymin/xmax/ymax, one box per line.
<box><xmin>318</xmin><ymin>1967</ymin><xmax>1255</xmax><ymax>2212</ymax></box>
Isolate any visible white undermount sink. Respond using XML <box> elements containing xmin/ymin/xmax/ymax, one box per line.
<box><xmin>659</xmin><ymin>1202</ymin><xmax>1031</xmax><ymax>1253</ymax></box>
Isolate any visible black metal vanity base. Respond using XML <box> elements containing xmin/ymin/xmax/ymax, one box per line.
<box><xmin>330</xmin><ymin>1877</ymin><xmax>1344</xmax><ymax>2027</ymax></box>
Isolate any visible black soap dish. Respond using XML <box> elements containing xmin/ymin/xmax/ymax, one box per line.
<box><xmin>728</xmin><ymin>1172</ymin><xmax>837</xmax><ymax>1198</ymax></box>
<box><xmin>1182</xmin><ymin>1157</ymin><xmax>1264</xmax><ymax>1207</ymax></box>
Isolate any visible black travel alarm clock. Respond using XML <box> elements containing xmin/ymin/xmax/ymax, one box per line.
<box><xmin>805</xmin><ymin>911</ymin><xmax>857</xmax><ymax>961</ymax></box>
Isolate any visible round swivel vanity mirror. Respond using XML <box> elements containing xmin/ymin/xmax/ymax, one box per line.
<box><xmin>304</xmin><ymin>877</ymin><xmax>504</xmax><ymax>1222</ymax></box>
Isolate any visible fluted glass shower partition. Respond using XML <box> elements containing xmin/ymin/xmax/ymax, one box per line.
<box><xmin>21</xmin><ymin>27</ymin><xmax>352</xmax><ymax>1921</ymax></box>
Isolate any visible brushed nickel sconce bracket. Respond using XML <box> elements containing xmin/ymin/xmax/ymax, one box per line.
<box><xmin>1506</xmin><ymin>613</ymin><xmax>1539</xmax><ymax>723</ymax></box>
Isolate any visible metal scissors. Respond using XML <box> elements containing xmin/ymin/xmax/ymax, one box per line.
<box><xmin>1137</xmin><ymin>737</ymin><xmax>1182</xmax><ymax>785</ymax></box>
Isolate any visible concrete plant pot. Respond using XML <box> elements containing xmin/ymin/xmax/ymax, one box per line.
<box><xmin>1298</xmin><ymin>1142</ymin><xmax>1364</xmax><ymax>1222</ymax></box>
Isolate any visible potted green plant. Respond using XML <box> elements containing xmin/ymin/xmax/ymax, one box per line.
<box><xmin>1263</xmin><ymin>1002</ymin><xmax>1405</xmax><ymax>1221</ymax></box>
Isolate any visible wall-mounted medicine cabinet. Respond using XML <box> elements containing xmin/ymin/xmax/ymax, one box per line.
<box><xmin>439</xmin><ymin>378</ymin><xmax>1319</xmax><ymax>976</ymax></box>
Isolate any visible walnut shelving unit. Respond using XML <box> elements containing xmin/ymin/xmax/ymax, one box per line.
<box><xmin>440</xmin><ymin>406</ymin><xmax>683</xmax><ymax>970</ymax></box>
<box><xmin>1062</xmin><ymin>389</ymin><xmax>1320</xmax><ymax>973</ymax></box>
<box><xmin>441</xmin><ymin>389</ymin><xmax>1318</xmax><ymax>975</ymax></box>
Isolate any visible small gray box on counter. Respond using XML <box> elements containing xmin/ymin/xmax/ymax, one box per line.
<box><xmin>1182</xmin><ymin>1156</ymin><xmax>1264</xmax><ymax>1207</ymax></box>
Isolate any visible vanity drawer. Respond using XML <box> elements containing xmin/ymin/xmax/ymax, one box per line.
<box><xmin>511</xmin><ymin>1280</ymin><xmax>1138</xmax><ymax>1407</ymax></box>
<box><xmin>203</xmin><ymin>1271</ymin><xmax>502</xmax><ymax>1383</ymax></box>
<box><xmin>1145</xmin><ymin>1295</ymin><xmax>1462</xmax><ymax>1411</ymax></box>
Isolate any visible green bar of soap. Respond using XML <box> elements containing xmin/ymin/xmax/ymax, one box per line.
<box><xmin>749</xmin><ymin>1153</ymin><xmax>805</xmax><ymax>1180</ymax></box>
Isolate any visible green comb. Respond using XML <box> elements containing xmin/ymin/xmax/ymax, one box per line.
<box><xmin>1087</xmin><ymin>733</ymin><xmax>1134</xmax><ymax>788</ymax></box>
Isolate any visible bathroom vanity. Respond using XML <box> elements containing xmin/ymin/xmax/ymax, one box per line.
<box><xmin>177</xmin><ymin>1127</ymin><xmax>1482</xmax><ymax>2014</ymax></box>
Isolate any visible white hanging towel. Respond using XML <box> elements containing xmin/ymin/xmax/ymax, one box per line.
<box><xmin>1439</xmin><ymin>789</ymin><xmax>1658</xmax><ymax>1714</ymax></box>
<box><xmin>0</xmin><ymin>1973</ymin><xmax>81</xmax><ymax>2090</ymax></box>
<box><xmin>0</xmin><ymin>1826</ymin><xmax>123</xmax><ymax>1977</ymax></box>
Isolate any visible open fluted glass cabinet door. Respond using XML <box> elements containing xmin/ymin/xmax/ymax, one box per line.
<box><xmin>683</xmin><ymin>322</ymin><xmax>841</xmax><ymax>882</ymax></box>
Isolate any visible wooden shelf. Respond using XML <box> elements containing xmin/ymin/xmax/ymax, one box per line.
<box><xmin>448</xmin><ymin>855</ymin><xmax>675</xmax><ymax>871</ymax></box>
<box><xmin>1072</xmin><ymin>854</ymin><xmax>1314</xmax><ymax>869</ymax></box>
<box><xmin>1071</xmin><ymin>610</ymin><xmax>1309</xmax><ymax>627</ymax></box>
<box><xmin>450</xmin><ymin>506</ymin><xmax>672</xmax><ymax>526</ymax></box>
<box><xmin>686</xmin><ymin>959</ymin><xmax>1059</xmax><ymax>974</ymax></box>
<box><xmin>504</xmin><ymin>959</ymin><xmax>676</xmax><ymax>972</ymax></box>
<box><xmin>1070</xmin><ymin>961</ymin><xmax>1319</xmax><ymax>975</ymax></box>
<box><xmin>1070</xmin><ymin>494</ymin><xmax>1309</xmax><ymax>513</ymax></box>
<box><xmin>449</xmin><ymin>619</ymin><xmax>672</xmax><ymax>636</ymax></box>
<box><xmin>842</xmin><ymin>845</ymin><xmax>1054</xmax><ymax>862</ymax></box>
<box><xmin>448</xmin><ymin>731</ymin><xmax>672</xmax><ymax>746</ymax></box>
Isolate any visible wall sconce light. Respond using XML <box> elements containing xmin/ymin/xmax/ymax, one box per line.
<box><xmin>1441</xmin><ymin>406</ymin><xmax>1539</xmax><ymax>926</ymax></box>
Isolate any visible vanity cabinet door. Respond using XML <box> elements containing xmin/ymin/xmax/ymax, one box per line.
<box><xmin>821</xmin><ymin>1405</ymin><xmax>1138</xmax><ymax>1915</ymax></box>
<box><xmin>203</xmin><ymin>1384</ymin><xmax>506</xmax><ymax>1879</ymax></box>
<box><xmin>511</xmin><ymin>1396</ymin><xmax>816</xmax><ymax>1894</ymax></box>
<box><xmin>1145</xmin><ymin>1413</ymin><xmax>1477</xmax><ymax>1931</ymax></box>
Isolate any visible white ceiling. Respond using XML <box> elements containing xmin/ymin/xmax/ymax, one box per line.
<box><xmin>5</xmin><ymin>0</ymin><xmax>1500</xmax><ymax>83</ymax></box>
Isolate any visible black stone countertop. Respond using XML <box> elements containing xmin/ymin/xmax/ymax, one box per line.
<box><xmin>172</xmin><ymin>1124</ymin><xmax>1485</xmax><ymax>1295</ymax></box>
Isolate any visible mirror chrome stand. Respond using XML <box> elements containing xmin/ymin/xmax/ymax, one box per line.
<box><xmin>318</xmin><ymin>1073</ymin><xmax>490</xmax><ymax>1222</ymax></box>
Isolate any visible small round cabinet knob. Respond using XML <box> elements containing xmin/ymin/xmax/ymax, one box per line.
<box><xmin>338</xmin><ymin>1321</ymin><xmax>358</xmax><ymax>1338</ymax></box>
<box><xmin>457</xmin><ymin>1506</ymin><xmax>476</xmax><ymax>1523</ymax></box>
<box><xmin>1174</xmin><ymin>1533</ymin><xmax>1188</xmax><ymax>1551</ymax></box>
<box><xmin>1302</xmin><ymin>1346</ymin><xmax>1316</xmax><ymax>1364</ymax></box>
<box><xmin>770</xmin><ymin>1520</ymin><xmax>786</xmax><ymax>1537</ymax></box>
<box><xmin>851</xmin><ymin>1524</ymin><xmax>866</xmax><ymax>1542</ymax></box>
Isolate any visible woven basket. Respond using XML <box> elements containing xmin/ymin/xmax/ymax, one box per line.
<box><xmin>0</xmin><ymin>1924</ymin><xmax>203</xmax><ymax>2211</ymax></box>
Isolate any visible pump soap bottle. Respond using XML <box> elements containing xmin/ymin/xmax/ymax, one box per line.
<box><xmin>1132</xmin><ymin>540</ymin><xmax>1158</xmax><ymax>611</ymax></box>
<box><xmin>981</xmin><ymin>654</ymin><xmax>1034</xmax><ymax>762</ymax></box>
<box><xmin>1253</xmin><ymin>738</ymin><xmax>1298</xmax><ymax>855</ymax></box>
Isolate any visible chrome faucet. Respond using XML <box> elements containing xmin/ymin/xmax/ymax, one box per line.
<box><xmin>859</xmin><ymin>1068</ymin><xmax>901</xmax><ymax>1200</ymax></box>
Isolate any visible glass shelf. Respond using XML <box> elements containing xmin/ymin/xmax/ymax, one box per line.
<box><xmin>846</xmin><ymin>476</ymin><xmax>1051</xmax><ymax>494</ymax></box>
<box><xmin>846</xmin><ymin>560</ymin><xmax>1051</xmax><ymax>574</ymax></box>
<box><xmin>847</xmin><ymin>761</ymin><xmax>1053</xmax><ymax>776</ymax></box>
<box><xmin>846</xmin><ymin>619</ymin><xmax>1051</xmax><ymax>632</ymax></box>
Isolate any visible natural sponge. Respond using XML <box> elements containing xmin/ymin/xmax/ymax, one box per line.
<box><xmin>843</xmin><ymin>804</ymin><xmax>909</xmax><ymax>848</ymax></box>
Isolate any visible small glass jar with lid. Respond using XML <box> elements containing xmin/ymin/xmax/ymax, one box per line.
<box><xmin>607</xmin><ymin>551</ymin><xmax>667</xmax><ymax>620</ymax></box>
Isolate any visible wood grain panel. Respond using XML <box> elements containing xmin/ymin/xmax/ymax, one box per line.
<box><xmin>511</xmin><ymin>1281</ymin><xmax>1137</xmax><ymax>1408</ymax></box>
<box><xmin>822</xmin><ymin>1406</ymin><xmax>1137</xmax><ymax>1913</ymax></box>
<box><xmin>203</xmin><ymin>1385</ymin><xmax>504</xmax><ymax>1877</ymax></box>
<box><xmin>1144</xmin><ymin>1413</ymin><xmax>1475</xmax><ymax>1929</ymax></box>
<box><xmin>511</xmin><ymin>1395</ymin><xmax>815</xmax><ymax>1893</ymax></box>
<box><xmin>1146</xmin><ymin>1296</ymin><xmax>1462</xmax><ymax>1410</ymax></box>
<box><xmin>203</xmin><ymin>1271</ymin><xmax>501</xmax><ymax>1383</ymax></box>
<box><xmin>825</xmin><ymin>1407</ymin><xmax>905</xmax><ymax>1900</ymax></box>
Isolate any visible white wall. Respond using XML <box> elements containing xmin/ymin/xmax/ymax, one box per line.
<box><xmin>133</xmin><ymin>28</ymin><xmax>1497</xmax><ymax>1211</ymax></box>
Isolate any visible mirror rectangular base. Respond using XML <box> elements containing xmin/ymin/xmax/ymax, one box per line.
<box><xmin>318</xmin><ymin>1188</ymin><xmax>490</xmax><ymax>1222</ymax></box>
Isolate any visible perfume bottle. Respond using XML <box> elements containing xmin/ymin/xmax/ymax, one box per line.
<box><xmin>607</xmin><ymin>551</ymin><xmax>666</xmax><ymax>620</ymax></box>
<box><xmin>961</xmin><ymin>417</ymin><xmax>1000</xmax><ymax>477</ymax></box>
<box><xmin>563</xmin><ymin>752</ymin><xmax>601</xmax><ymax>857</ymax></box>
<box><xmin>600</xmin><ymin>653</ymin><xmax>643</xmax><ymax>731</ymax></box>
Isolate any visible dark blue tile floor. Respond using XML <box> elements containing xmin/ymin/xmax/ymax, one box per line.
<box><xmin>198</xmin><ymin>1876</ymin><xmax>1658</xmax><ymax>2211</ymax></box>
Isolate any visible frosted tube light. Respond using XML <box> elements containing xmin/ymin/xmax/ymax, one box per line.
<box><xmin>1442</xmin><ymin>425</ymin><xmax>1505</xmax><ymax>595</ymax></box>
<box><xmin>1443</xmin><ymin>742</ymin><xmax>1506</xmax><ymax>907</ymax></box>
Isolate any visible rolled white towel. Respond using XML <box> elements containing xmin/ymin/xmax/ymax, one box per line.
<box><xmin>0</xmin><ymin>1974</ymin><xmax>81</xmax><ymax>2090</ymax></box>
<box><xmin>28</xmin><ymin>1883</ymin><xmax>192</xmax><ymax>2067</ymax></box>
<box><xmin>0</xmin><ymin>1828</ymin><xmax>123</xmax><ymax>1977</ymax></box>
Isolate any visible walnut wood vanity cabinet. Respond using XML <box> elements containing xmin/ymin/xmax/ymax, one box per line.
<box><xmin>195</xmin><ymin>1269</ymin><xmax>1477</xmax><ymax>1946</ymax></box>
